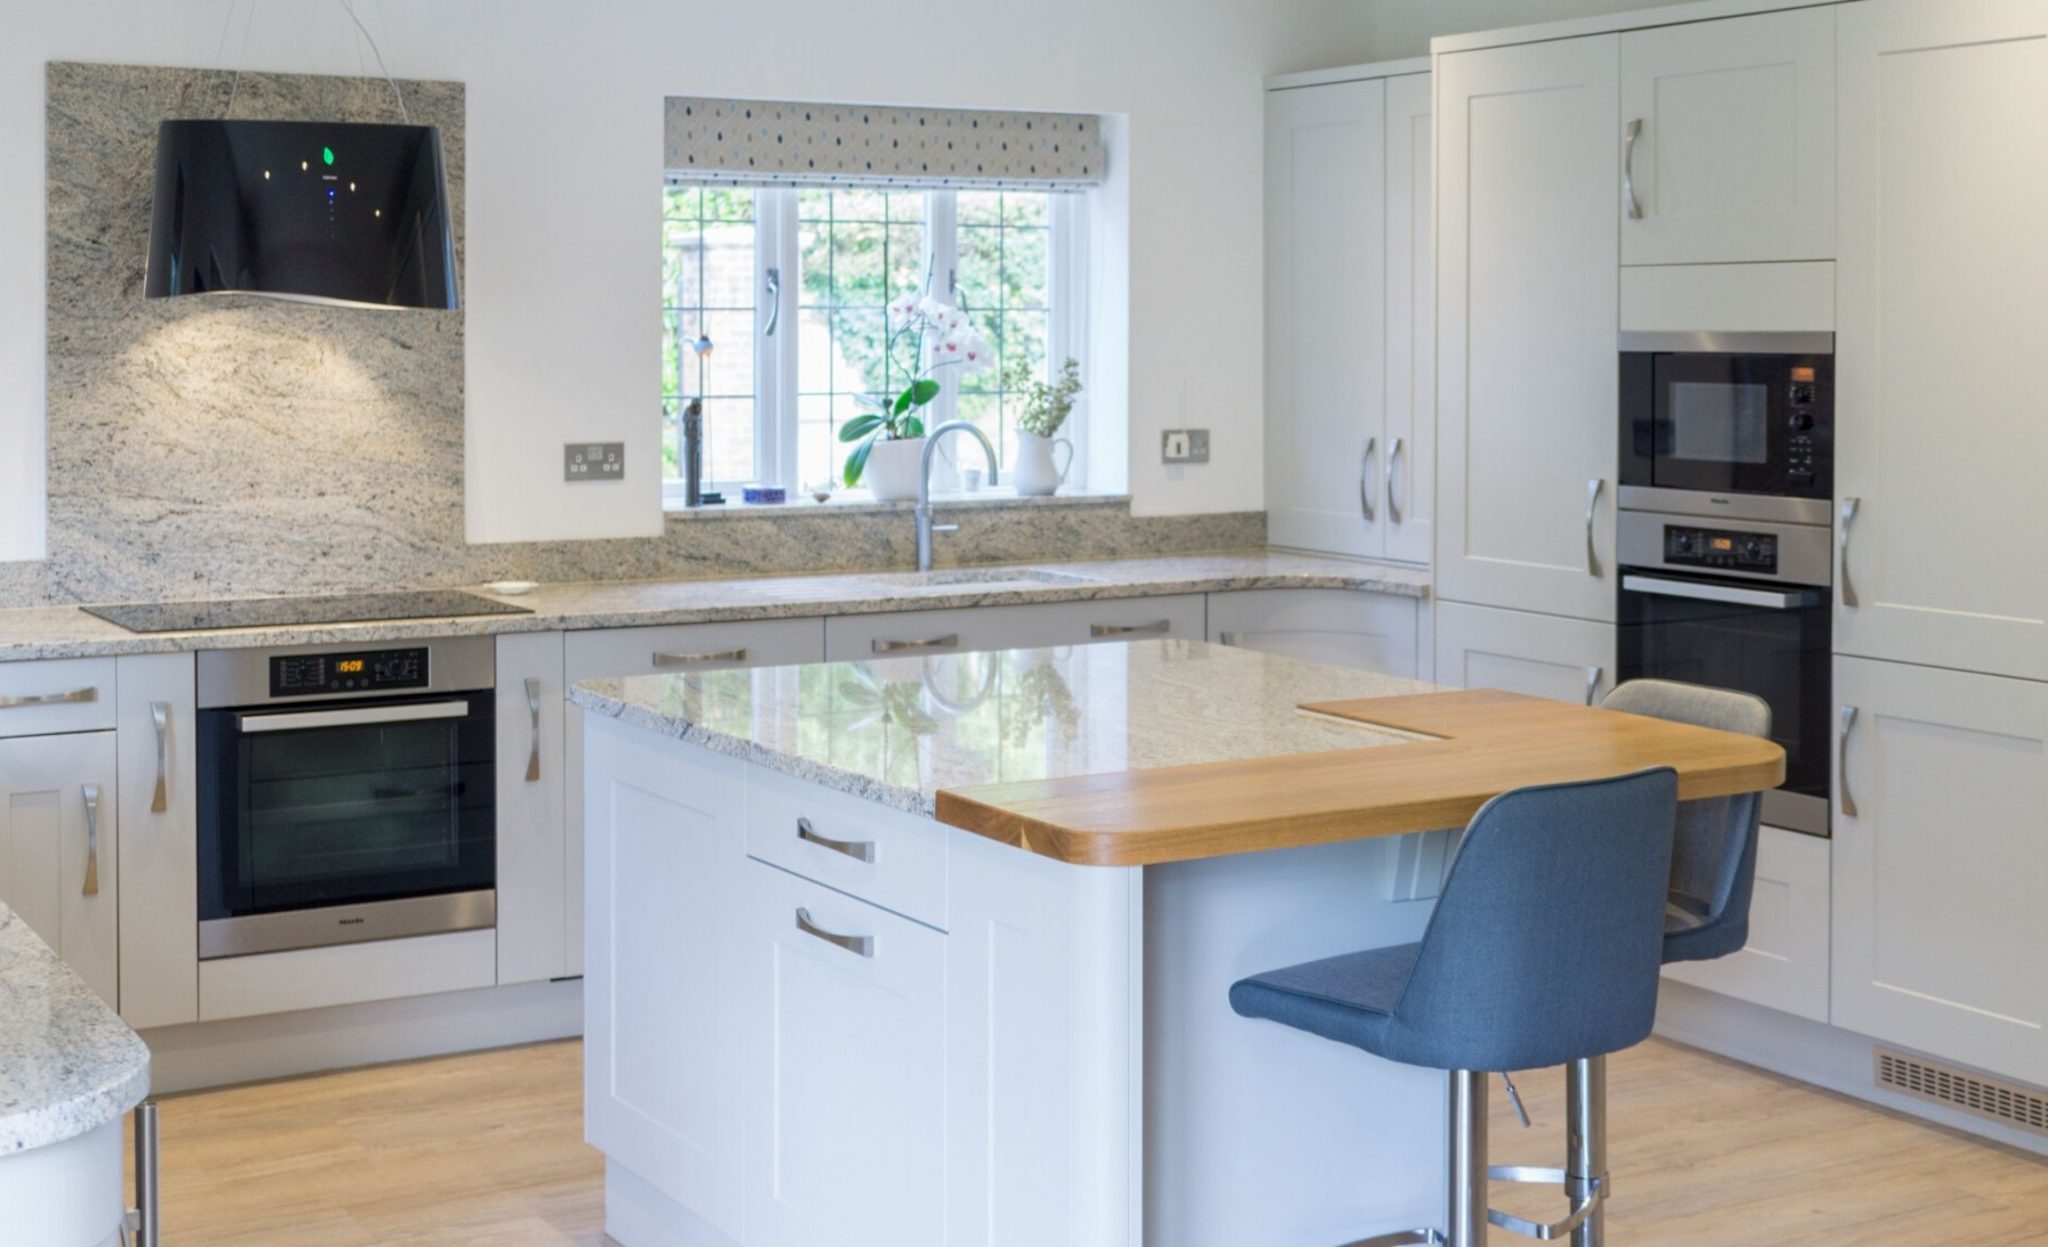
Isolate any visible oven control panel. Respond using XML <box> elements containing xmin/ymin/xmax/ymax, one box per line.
<box><xmin>1664</xmin><ymin>525</ymin><xmax>1779</xmax><ymax>574</ymax></box>
<box><xmin>270</xmin><ymin>647</ymin><xmax>430</xmax><ymax>697</ymax></box>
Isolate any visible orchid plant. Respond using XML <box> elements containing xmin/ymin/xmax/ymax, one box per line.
<box><xmin>839</xmin><ymin>277</ymin><xmax>995</xmax><ymax>487</ymax></box>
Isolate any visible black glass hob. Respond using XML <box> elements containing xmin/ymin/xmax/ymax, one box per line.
<box><xmin>83</xmin><ymin>590</ymin><xmax>533</xmax><ymax>634</ymax></box>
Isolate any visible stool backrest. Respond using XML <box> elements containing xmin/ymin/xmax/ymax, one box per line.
<box><xmin>1602</xmin><ymin>680</ymin><xmax>1770</xmax><ymax>958</ymax></box>
<box><xmin>1380</xmin><ymin>767</ymin><xmax>1678</xmax><ymax>1072</ymax></box>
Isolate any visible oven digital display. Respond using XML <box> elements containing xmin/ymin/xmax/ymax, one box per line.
<box><xmin>270</xmin><ymin>647</ymin><xmax>429</xmax><ymax>696</ymax></box>
<box><xmin>1665</xmin><ymin>525</ymin><xmax>1778</xmax><ymax>574</ymax></box>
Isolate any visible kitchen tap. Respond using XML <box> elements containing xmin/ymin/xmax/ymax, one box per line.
<box><xmin>916</xmin><ymin>422</ymin><xmax>1000</xmax><ymax>571</ymax></box>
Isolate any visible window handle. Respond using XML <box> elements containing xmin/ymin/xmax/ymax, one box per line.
<box><xmin>764</xmin><ymin>267</ymin><xmax>781</xmax><ymax>337</ymax></box>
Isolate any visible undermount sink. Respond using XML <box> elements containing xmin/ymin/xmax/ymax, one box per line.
<box><xmin>857</xmin><ymin>568</ymin><xmax>1099</xmax><ymax>590</ymax></box>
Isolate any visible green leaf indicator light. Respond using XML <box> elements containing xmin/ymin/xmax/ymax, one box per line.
<box><xmin>322</xmin><ymin>146</ymin><xmax>335</xmax><ymax>167</ymax></box>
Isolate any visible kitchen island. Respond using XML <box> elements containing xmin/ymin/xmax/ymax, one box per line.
<box><xmin>571</xmin><ymin>640</ymin><xmax>1781</xmax><ymax>1247</ymax></box>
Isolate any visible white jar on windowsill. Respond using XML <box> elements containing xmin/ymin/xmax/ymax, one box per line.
<box><xmin>1012</xmin><ymin>431</ymin><xmax>1074</xmax><ymax>497</ymax></box>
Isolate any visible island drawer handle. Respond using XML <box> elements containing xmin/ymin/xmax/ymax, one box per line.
<box><xmin>149</xmin><ymin>701</ymin><xmax>170</xmax><ymax>813</ymax></box>
<box><xmin>795</xmin><ymin>907</ymin><xmax>874</xmax><ymax>958</ymax></box>
<box><xmin>82</xmin><ymin>783</ymin><xmax>102</xmax><ymax>897</ymax></box>
<box><xmin>1090</xmin><ymin>619</ymin><xmax>1171</xmax><ymax>638</ymax></box>
<box><xmin>524</xmin><ymin>678</ymin><xmax>543</xmax><ymax>783</ymax></box>
<box><xmin>873</xmin><ymin>634</ymin><xmax>959</xmax><ymax>654</ymax></box>
<box><xmin>0</xmin><ymin>685</ymin><xmax>98</xmax><ymax>710</ymax></box>
<box><xmin>653</xmin><ymin>648</ymin><xmax>748</xmax><ymax>667</ymax></box>
<box><xmin>1838</xmin><ymin>704</ymin><xmax>1860</xmax><ymax>818</ymax></box>
<box><xmin>797</xmin><ymin>817</ymin><xmax>876</xmax><ymax>863</ymax></box>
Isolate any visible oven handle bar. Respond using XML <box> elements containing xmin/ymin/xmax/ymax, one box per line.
<box><xmin>237</xmin><ymin>700</ymin><xmax>473</xmax><ymax>734</ymax></box>
<box><xmin>1620</xmin><ymin>574</ymin><xmax>1821</xmax><ymax>611</ymax></box>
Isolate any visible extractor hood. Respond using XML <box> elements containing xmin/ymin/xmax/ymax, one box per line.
<box><xmin>146</xmin><ymin>118</ymin><xmax>459</xmax><ymax>310</ymax></box>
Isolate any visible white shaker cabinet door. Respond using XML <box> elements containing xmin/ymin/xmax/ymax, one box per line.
<box><xmin>1831</xmin><ymin>657</ymin><xmax>2048</xmax><ymax>1087</ymax></box>
<box><xmin>1433</xmin><ymin>601</ymin><xmax>1615</xmax><ymax>707</ymax></box>
<box><xmin>0</xmin><ymin>730</ymin><xmax>119</xmax><ymax>1007</ymax></box>
<box><xmin>1661</xmin><ymin>825</ymin><xmax>1830</xmax><ymax>1024</ymax></box>
<box><xmin>1619</xmin><ymin>6</ymin><xmax>1835</xmax><ymax>265</ymax></box>
<box><xmin>1834</xmin><ymin>0</ymin><xmax>2048</xmax><ymax>682</ymax></box>
<box><xmin>115</xmin><ymin>652</ymin><xmax>199</xmax><ymax>1028</ymax></box>
<box><xmin>495</xmin><ymin>631</ymin><xmax>567</xmax><ymax>986</ymax></box>
<box><xmin>1382</xmin><ymin>71</ymin><xmax>1434</xmax><ymax>566</ymax></box>
<box><xmin>1265</xmin><ymin>77</ymin><xmax>1387</xmax><ymax>558</ymax></box>
<box><xmin>1436</xmin><ymin>35</ymin><xmax>1620</xmax><ymax>622</ymax></box>
<box><xmin>743</xmin><ymin>859</ymin><xmax>947</xmax><ymax>1247</ymax></box>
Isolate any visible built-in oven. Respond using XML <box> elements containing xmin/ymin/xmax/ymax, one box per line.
<box><xmin>1617</xmin><ymin>504</ymin><xmax>1832</xmax><ymax>835</ymax></box>
<box><xmin>196</xmin><ymin>637</ymin><xmax>496</xmax><ymax>959</ymax></box>
<box><xmin>1620</xmin><ymin>331</ymin><xmax>1833</xmax><ymax>505</ymax></box>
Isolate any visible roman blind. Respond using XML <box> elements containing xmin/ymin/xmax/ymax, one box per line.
<box><xmin>664</xmin><ymin>96</ymin><xmax>1106</xmax><ymax>191</ymax></box>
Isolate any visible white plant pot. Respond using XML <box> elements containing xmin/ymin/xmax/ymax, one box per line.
<box><xmin>1012</xmin><ymin>431</ymin><xmax>1074</xmax><ymax>497</ymax></box>
<box><xmin>863</xmin><ymin>436</ymin><xmax>927</xmax><ymax>502</ymax></box>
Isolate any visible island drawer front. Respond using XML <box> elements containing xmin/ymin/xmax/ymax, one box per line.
<box><xmin>0</xmin><ymin>658</ymin><xmax>118</xmax><ymax>738</ymax></box>
<box><xmin>822</xmin><ymin>595</ymin><xmax>1206</xmax><ymax>661</ymax></box>
<box><xmin>746</xmin><ymin>763</ymin><xmax>948</xmax><ymax>932</ymax></box>
<box><xmin>565</xmin><ymin>616</ymin><xmax>826</xmax><ymax>680</ymax></box>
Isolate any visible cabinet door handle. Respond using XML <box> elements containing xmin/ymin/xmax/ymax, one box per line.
<box><xmin>1838</xmin><ymin>704</ymin><xmax>1860</xmax><ymax>818</ymax></box>
<box><xmin>1838</xmin><ymin>496</ymin><xmax>1860</xmax><ymax>608</ymax></box>
<box><xmin>0</xmin><ymin>686</ymin><xmax>97</xmax><ymax>710</ymax></box>
<box><xmin>1386</xmin><ymin>436</ymin><xmax>1405</xmax><ymax>525</ymax></box>
<box><xmin>1090</xmin><ymin>619</ymin><xmax>1172</xmax><ymax>638</ymax></box>
<box><xmin>795</xmin><ymin>907</ymin><xmax>873</xmax><ymax>958</ymax></box>
<box><xmin>1584</xmin><ymin>666</ymin><xmax>1603</xmax><ymax>707</ymax></box>
<box><xmin>1623</xmin><ymin>118</ymin><xmax>1644</xmax><ymax>220</ymax></box>
<box><xmin>149</xmin><ymin>701</ymin><xmax>170</xmax><ymax>813</ymax></box>
<box><xmin>652</xmin><ymin>647</ymin><xmax>748</xmax><ymax>667</ymax></box>
<box><xmin>1585</xmin><ymin>478</ymin><xmax>1604</xmax><ymax>577</ymax></box>
<box><xmin>872</xmin><ymin>634</ymin><xmax>958</xmax><ymax>654</ymax></box>
<box><xmin>81</xmin><ymin>783</ymin><xmax>101</xmax><ymax>897</ymax></box>
<box><xmin>1359</xmin><ymin>436</ymin><xmax>1378</xmax><ymax>522</ymax></box>
<box><xmin>1217</xmin><ymin>631</ymin><xmax>1238</xmax><ymax>647</ymax></box>
<box><xmin>797</xmin><ymin>816</ymin><xmax>876</xmax><ymax>863</ymax></box>
<box><xmin>524</xmin><ymin>677</ymin><xmax>543</xmax><ymax>783</ymax></box>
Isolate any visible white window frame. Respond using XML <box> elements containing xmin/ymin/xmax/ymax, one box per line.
<box><xmin>663</xmin><ymin>186</ymin><xmax>1089</xmax><ymax>505</ymax></box>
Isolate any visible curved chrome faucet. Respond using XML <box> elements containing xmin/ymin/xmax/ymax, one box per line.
<box><xmin>916</xmin><ymin>421</ymin><xmax>1000</xmax><ymax>571</ymax></box>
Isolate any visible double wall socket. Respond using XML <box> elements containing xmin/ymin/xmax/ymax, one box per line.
<box><xmin>565</xmin><ymin>443</ymin><xmax>624</xmax><ymax>482</ymax></box>
<box><xmin>1162</xmin><ymin>428</ymin><xmax>1210</xmax><ymax>464</ymax></box>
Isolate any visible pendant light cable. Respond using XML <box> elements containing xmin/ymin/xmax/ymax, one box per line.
<box><xmin>338</xmin><ymin>0</ymin><xmax>410</xmax><ymax>123</ymax></box>
<box><xmin>223</xmin><ymin>0</ymin><xmax>256</xmax><ymax>118</ymax></box>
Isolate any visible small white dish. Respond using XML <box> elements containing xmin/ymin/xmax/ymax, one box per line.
<box><xmin>484</xmin><ymin>580</ymin><xmax>540</xmax><ymax>597</ymax></box>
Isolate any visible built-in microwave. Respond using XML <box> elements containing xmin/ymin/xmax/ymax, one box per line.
<box><xmin>1619</xmin><ymin>332</ymin><xmax>1833</xmax><ymax>504</ymax></box>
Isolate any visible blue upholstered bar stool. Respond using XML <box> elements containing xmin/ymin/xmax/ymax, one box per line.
<box><xmin>1229</xmin><ymin>768</ymin><xmax>1680</xmax><ymax>1247</ymax></box>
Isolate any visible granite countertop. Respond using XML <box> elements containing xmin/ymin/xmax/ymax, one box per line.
<box><xmin>0</xmin><ymin>550</ymin><xmax>1430</xmax><ymax>662</ymax></box>
<box><xmin>571</xmin><ymin>638</ymin><xmax>1440</xmax><ymax>818</ymax></box>
<box><xmin>0</xmin><ymin>904</ymin><xmax>150</xmax><ymax>1155</ymax></box>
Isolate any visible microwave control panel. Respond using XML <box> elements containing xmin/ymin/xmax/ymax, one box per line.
<box><xmin>1664</xmin><ymin>525</ymin><xmax>1778</xmax><ymax>574</ymax></box>
<box><xmin>270</xmin><ymin>647</ymin><xmax>430</xmax><ymax>697</ymax></box>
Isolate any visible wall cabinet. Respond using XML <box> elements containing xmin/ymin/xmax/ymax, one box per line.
<box><xmin>1435</xmin><ymin>35</ymin><xmax>1619</xmax><ymax>622</ymax></box>
<box><xmin>496</xmin><ymin>631</ymin><xmax>568</xmax><ymax>986</ymax></box>
<box><xmin>1660</xmin><ymin>825</ymin><xmax>1829</xmax><ymax>1024</ymax></box>
<box><xmin>1618</xmin><ymin>6</ymin><xmax>1835</xmax><ymax>265</ymax></box>
<box><xmin>1834</xmin><ymin>0</ymin><xmax>2048</xmax><ymax>683</ymax></box>
<box><xmin>821</xmin><ymin>595</ymin><xmax>1204</xmax><ymax>663</ymax></box>
<box><xmin>0</xmin><ymin>730</ymin><xmax>119</xmax><ymax>1006</ymax></box>
<box><xmin>1263</xmin><ymin>68</ymin><xmax>1432</xmax><ymax>564</ymax></box>
<box><xmin>1831</xmin><ymin>657</ymin><xmax>2048</xmax><ymax>1087</ymax></box>
<box><xmin>115</xmin><ymin>652</ymin><xmax>198</xmax><ymax>1028</ymax></box>
<box><xmin>1207</xmin><ymin>588</ymin><xmax>1419</xmax><ymax>677</ymax></box>
<box><xmin>1433</xmin><ymin>600</ymin><xmax>1615</xmax><ymax>706</ymax></box>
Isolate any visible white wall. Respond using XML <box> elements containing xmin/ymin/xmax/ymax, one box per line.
<box><xmin>0</xmin><ymin>0</ymin><xmax>1368</xmax><ymax>560</ymax></box>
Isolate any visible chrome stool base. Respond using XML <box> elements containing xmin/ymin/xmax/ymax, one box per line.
<box><xmin>1338</xmin><ymin>1230</ymin><xmax>1445</xmax><ymax>1247</ymax></box>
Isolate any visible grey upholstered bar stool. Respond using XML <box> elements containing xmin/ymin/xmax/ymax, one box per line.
<box><xmin>1229</xmin><ymin>768</ymin><xmax>1680</xmax><ymax>1247</ymax></box>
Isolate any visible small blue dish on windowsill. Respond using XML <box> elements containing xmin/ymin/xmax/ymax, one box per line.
<box><xmin>742</xmin><ymin>486</ymin><xmax>787</xmax><ymax>505</ymax></box>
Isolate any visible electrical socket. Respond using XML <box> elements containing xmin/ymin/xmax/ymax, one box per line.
<box><xmin>565</xmin><ymin>442</ymin><xmax>624</xmax><ymax>482</ymax></box>
<box><xmin>1162</xmin><ymin>428</ymin><xmax>1210</xmax><ymax>464</ymax></box>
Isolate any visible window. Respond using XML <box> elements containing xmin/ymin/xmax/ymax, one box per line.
<box><xmin>661</xmin><ymin>185</ymin><xmax>1085</xmax><ymax>500</ymax></box>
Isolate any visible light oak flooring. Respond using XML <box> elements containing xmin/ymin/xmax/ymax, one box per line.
<box><xmin>129</xmin><ymin>1036</ymin><xmax>2048</xmax><ymax>1246</ymax></box>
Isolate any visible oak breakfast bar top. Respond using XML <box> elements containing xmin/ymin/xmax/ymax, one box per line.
<box><xmin>570</xmin><ymin>639</ymin><xmax>1786</xmax><ymax>866</ymax></box>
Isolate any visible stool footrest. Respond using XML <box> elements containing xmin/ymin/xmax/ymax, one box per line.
<box><xmin>1337</xmin><ymin>1230</ymin><xmax>1445</xmax><ymax>1247</ymax></box>
<box><xmin>1480</xmin><ymin>1169</ymin><xmax>1606</xmax><ymax>1242</ymax></box>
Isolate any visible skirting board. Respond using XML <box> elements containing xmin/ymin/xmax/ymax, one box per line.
<box><xmin>142</xmin><ymin>977</ymin><xmax>583</xmax><ymax>1095</ymax></box>
<box><xmin>1655</xmin><ymin>980</ymin><xmax>2048</xmax><ymax>1159</ymax></box>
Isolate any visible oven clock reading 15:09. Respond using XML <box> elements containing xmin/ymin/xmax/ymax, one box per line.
<box><xmin>269</xmin><ymin>647</ymin><xmax>430</xmax><ymax>697</ymax></box>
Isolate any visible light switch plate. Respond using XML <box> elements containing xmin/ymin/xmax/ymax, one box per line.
<box><xmin>564</xmin><ymin>442</ymin><xmax>624</xmax><ymax>482</ymax></box>
<box><xmin>1162</xmin><ymin>428</ymin><xmax>1210</xmax><ymax>464</ymax></box>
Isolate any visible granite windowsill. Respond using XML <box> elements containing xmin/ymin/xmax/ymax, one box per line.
<box><xmin>662</xmin><ymin>487</ymin><xmax>1130</xmax><ymax>520</ymax></box>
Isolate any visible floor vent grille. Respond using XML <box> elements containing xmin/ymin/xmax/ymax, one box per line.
<box><xmin>1876</xmin><ymin>1048</ymin><xmax>2048</xmax><ymax>1137</ymax></box>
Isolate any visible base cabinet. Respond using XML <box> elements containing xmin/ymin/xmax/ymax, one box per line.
<box><xmin>1208</xmin><ymin>589</ymin><xmax>1419</xmax><ymax>677</ymax></box>
<box><xmin>1433</xmin><ymin>600</ymin><xmax>1615</xmax><ymax>705</ymax></box>
<box><xmin>1831</xmin><ymin>657</ymin><xmax>2048</xmax><ymax>1087</ymax></box>
<box><xmin>1661</xmin><ymin>826</ymin><xmax>1829</xmax><ymax>1023</ymax></box>
<box><xmin>0</xmin><ymin>730</ymin><xmax>119</xmax><ymax>1007</ymax></box>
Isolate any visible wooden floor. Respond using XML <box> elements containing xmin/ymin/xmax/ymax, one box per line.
<box><xmin>131</xmin><ymin>1036</ymin><xmax>2048</xmax><ymax>1246</ymax></box>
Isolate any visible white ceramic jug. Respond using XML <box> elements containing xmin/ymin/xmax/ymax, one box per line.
<box><xmin>1013</xmin><ymin>432</ymin><xmax>1073</xmax><ymax>497</ymax></box>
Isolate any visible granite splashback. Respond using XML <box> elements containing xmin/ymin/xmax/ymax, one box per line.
<box><xmin>4</xmin><ymin>62</ymin><xmax>1262</xmax><ymax>610</ymax></box>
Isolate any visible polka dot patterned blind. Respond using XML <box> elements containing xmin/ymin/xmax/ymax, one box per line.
<box><xmin>664</xmin><ymin>97</ymin><xmax>1106</xmax><ymax>191</ymax></box>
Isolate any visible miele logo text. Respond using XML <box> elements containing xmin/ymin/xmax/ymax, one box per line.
<box><xmin>338</xmin><ymin>917</ymin><xmax>366</xmax><ymax>926</ymax></box>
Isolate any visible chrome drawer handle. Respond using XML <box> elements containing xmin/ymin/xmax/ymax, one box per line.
<box><xmin>1217</xmin><ymin>631</ymin><xmax>1238</xmax><ymax>647</ymax></box>
<box><xmin>149</xmin><ymin>701</ymin><xmax>170</xmax><ymax>813</ymax></box>
<box><xmin>1090</xmin><ymin>619</ymin><xmax>1171</xmax><ymax>638</ymax></box>
<box><xmin>1359</xmin><ymin>436</ymin><xmax>1378</xmax><ymax>522</ymax></box>
<box><xmin>524</xmin><ymin>677</ymin><xmax>543</xmax><ymax>783</ymax></box>
<box><xmin>873</xmin><ymin>634</ymin><xmax>959</xmax><ymax>654</ymax></box>
<box><xmin>797</xmin><ymin>816</ymin><xmax>876</xmax><ymax>863</ymax></box>
<box><xmin>652</xmin><ymin>647</ymin><xmax>748</xmax><ymax>667</ymax></box>
<box><xmin>1838</xmin><ymin>704</ymin><xmax>1860</xmax><ymax>818</ymax></box>
<box><xmin>1584</xmin><ymin>665</ymin><xmax>1602</xmax><ymax>707</ymax></box>
<box><xmin>1386</xmin><ymin>436</ymin><xmax>1405</xmax><ymax>525</ymax></box>
<box><xmin>82</xmin><ymin>783</ymin><xmax>102</xmax><ymax>897</ymax></box>
<box><xmin>1586</xmin><ymin>478</ymin><xmax>1604</xmax><ymax>577</ymax></box>
<box><xmin>1623</xmin><ymin>118</ymin><xmax>1644</xmax><ymax>220</ymax></box>
<box><xmin>0</xmin><ymin>686</ymin><xmax>98</xmax><ymax>710</ymax></box>
<box><xmin>1838</xmin><ymin>496</ymin><xmax>1860</xmax><ymax>608</ymax></box>
<box><xmin>795</xmin><ymin>907</ymin><xmax>873</xmax><ymax>958</ymax></box>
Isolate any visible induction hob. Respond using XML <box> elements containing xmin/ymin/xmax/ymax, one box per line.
<box><xmin>82</xmin><ymin>589</ymin><xmax>534</xmax><ymax>634</ymax></box>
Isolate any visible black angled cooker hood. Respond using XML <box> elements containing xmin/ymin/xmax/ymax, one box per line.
<box><xmin>146</xmin><ymin>118</ymin><xmax>459</xmax><ymax>310</ymax></box>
